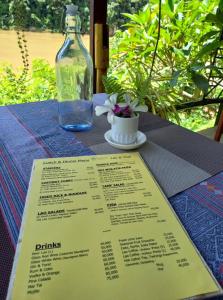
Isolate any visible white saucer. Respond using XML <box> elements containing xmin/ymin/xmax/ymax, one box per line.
<box><xmin>104</xmin><ymin>130</ymin><xmax>147</xmax><ymax>150</ymax></box>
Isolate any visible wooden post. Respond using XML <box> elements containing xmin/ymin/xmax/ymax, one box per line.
<box><xmin>214</xmin><ymin>110</ymin><xmax>223</xmax><ymax>142</ymax></box>
<box><xmin>90</xmin><ymin>0</ymin><xmax>109</xmax><ymax>93</ymax></box>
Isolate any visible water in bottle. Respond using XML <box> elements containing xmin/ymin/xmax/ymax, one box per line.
<box><xmin>56</xmin><ymin>4</ymin><xmax>93</xmax><ymax>131</ymax></box>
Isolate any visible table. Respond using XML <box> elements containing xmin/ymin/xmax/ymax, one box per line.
<box><xmin>1</xmin><ymin>95</ymin><xmax>223</xmax><ymax>299</ymax></box>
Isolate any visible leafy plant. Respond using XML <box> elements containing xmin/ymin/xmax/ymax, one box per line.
<box><xmin>107</xmin><ymin>0</ymin><xmax>148</xmax><ymax>33</ymax></box>
<box><xmin>194</xmin><ymin>0</ymin><xmax>223</xmax><ymax>101</ymax></box>
<box><xmin>9</xmin><ymin>0</ymin><xmax>30</xmax><ymax>93</ymax></box>
<box><xmin>103</xmin><ymin>76</ymin><xmax>126</xmax><ymax>100</ymax></box>
<box><xmin>106</xmin><ymin>0</ymin><xmax>221</xmax><ymax>121</ymax></box>
<box><xmin>0</xmin><ymin>59</ymin><xmax>56</xmax><ymax>105</ymax></box>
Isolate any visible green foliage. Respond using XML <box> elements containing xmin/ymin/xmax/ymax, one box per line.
<box><xmin>9</xmin><ymin>1</ymin><xmax>30</xmax><ymax>96</ymax></box>
<box><xmin>0</xmin><ymin>1</ymin><xmax>10</xmax><ymax>29</ymax></box>
<box><xmin>9</xmin><ymin>0</ymin><xmax>31</xmax><ymax>29</ymax></box>
<box><xmin>107</xmin><ymin>0</ymin><xmax>148</xmax><ymax>32</ymax></box>
<box><xmin>1</xmin><ymin>0</ymin><xmax>90</xmax><ymax>33</ymax></box>
<box><xmin>194</xmin><ymin>1</ymin><xmax>223</xmax><ymax>100</ymax></box>
<box><xmin>15</xmin><ymin>31</ymin><xmax>29</xmax><ymax>83</ymax></box>
<box><xmin>0</xmin><ymin>59</ymin><xmax>56</xmax><ymax>105</ymax></box>
<box><xmin>0</xmin><ymin>0</ymin><xmax>149</xmax><ymax>33</ymax></box>
<box><xmin>103</xmin><ymin>76</ymin><xmax>126</xmax><ymax>101</ymax></box>
<box><xmin>107</xmin><ymin>0</ymin><xmax>221</xmax><ymax>120</ymax></box>
<box><xmin>176</xmin><ymin>106</ymin><xmax>216</xmax><ymax>131</ymax></box>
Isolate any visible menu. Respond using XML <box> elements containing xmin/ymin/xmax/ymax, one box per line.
<box><xmin>7</xmin><ymin>153</ymin><xmax>221</xmax><ymax>300</ymax></box>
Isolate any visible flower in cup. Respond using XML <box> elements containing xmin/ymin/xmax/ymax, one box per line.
<box><xmin>95</xmin><ymin>93</ymin><xmax>148</xmax><ymax>123</ymax></box>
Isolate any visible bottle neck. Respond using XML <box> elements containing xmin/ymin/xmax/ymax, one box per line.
<box><xmin>65</xmin><ymin>15</ymin><xmax>81</xmax><ymax>35</ymax></box>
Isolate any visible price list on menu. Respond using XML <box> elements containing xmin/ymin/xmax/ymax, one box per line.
<box><xmin>7</xmin><ymin>153</ymin><xmax>221</xmax><ymax>300</ymax></box>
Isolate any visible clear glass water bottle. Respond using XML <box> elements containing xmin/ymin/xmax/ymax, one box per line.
<box><xmin>56</xmin><ymin>5</ymin><xmax>93</xmax><ymax>131</ymax></box>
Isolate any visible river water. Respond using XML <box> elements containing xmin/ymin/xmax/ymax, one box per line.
<box><xmin>0</xmin><ymin>30</ymin><xmax>89</xmax><ymax>68</ymax></box>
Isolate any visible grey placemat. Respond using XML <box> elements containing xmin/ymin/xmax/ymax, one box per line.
<box><xmin>147</xmin><ymin>124</ymin><xmax>223</xmax><ymax>175</ymax></box>
<box><xmin>90</xmin><ymin>140</ymin><xmax>210</xmax><ymax>198</ymax></box>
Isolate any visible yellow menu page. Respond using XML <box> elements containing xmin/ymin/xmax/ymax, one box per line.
<box><xmin>7</xmin><ymin>153</ymin><xmax>221</xmax><ymax>300</ymax></box>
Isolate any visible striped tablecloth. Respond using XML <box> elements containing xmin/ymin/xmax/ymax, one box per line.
<box><xmin>1</xmin><ymin>96</ymin><xmax>223</xmax><ymax>299</ymax></box>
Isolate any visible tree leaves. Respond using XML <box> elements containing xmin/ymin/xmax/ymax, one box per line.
<box><xmin>108</xmin><ymin>0</ymin><xmax>221</xmax><ymax>121</ymax></box>
<box><xmin>191</xmin><ymin>72</ymin><xmax>209</xmax><ymax>94</ymax></box>
<box><xmin>219</xmin><ymin>0</ymin><xmax>223</xmax><ymax>12</ymax></box>
<box><xmin>196</xmin><ymin>40</ymin><xmax>221</xmax><ymax>58</ymax></box>
<box><xmin>168</xmin><ymin>0</ymin><xmax>174</xmax><ymax>12</ymax></box>
<box><xmin>170</xmin><ymin>70</ymin><xmax>181</xmax><ymax>87</ymax></box>
<box><xmin>205</xmin><ymin>10</ymin><xmax>223</xmax><ymax>28</ymax></box>
<box><xmin>199</xmin><ymin>30</ymin><xmax>219</xmax><ymax>42</ymax></box>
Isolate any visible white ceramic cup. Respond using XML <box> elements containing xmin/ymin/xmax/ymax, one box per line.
<box><xmin>111</xmin><ymin>114</ymin><xmax>139</xmax><ymax>144</ymax></box>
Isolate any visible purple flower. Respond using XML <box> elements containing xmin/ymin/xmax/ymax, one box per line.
<box><xmin>112</xmin><ymin>104</ymin><xmax>132</xmax><ymax>118</ymax></box>
<box><xmin>122</xmin><ymin>105</ymin><xmax>132</xmax><ymax>118</ymax></box>
<box><xmin>112</xmin><ymin>104</ymin><xmax>122</xmax><ymax>115</ymax></box>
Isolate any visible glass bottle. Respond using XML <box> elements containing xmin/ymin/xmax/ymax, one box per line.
<box><xmin>56</xmin><ymin>5</ymin><xmax>93</xmax><ymax>131</ymax></box>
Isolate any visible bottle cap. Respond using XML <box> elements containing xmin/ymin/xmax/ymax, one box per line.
<box><xmin>65</xmin><ymin>4</ymin><xmax>78</xmax><ymax>16</ymax></box>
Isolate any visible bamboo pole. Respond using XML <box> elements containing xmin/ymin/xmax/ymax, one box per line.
<box><xmin>94</xmin><ymin>23</ymin><xmax>109</xmax><ymax>93</ymax></box>
<box><xmin>90</xmin><ymin>0</ymin><xmax>108</xmax><ymax>93</ymax></box>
